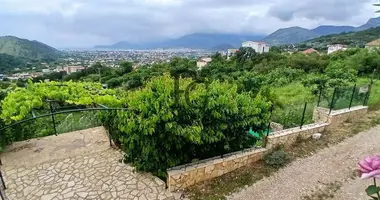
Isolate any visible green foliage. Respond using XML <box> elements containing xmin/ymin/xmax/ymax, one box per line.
<box><xmin>303</xmin><ymin>27</ymin><xmax>380</xmax><ymax>49</ymax></box>
<box><xmin>0</xmin><ymin>53</ymin><xmax>29</xmax><ymax>73</ymax></box>
<box><xmin>98</xmin><ymin>74</ymin><xmax>271</xmax><ymax>176</ymax></box>
<box><xmin>264</xmin><ymin>148</ymin><xmax>290</xmax><ymax>168</ymax></box>
<box><xmin>0</xmin><ymin>81</ymin><xmax>121</xmax><ymax>123</ymax></box>
<box><xmin>118</xmin><ymin>61</ymin><xmax>133</xmax><ymax>75</ymax></box>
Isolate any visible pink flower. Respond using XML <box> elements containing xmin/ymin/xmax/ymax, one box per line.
<box><xmin>358</xmin><ymin>156</ymin><xmax>380</xmax><ymax>179</ymax></box>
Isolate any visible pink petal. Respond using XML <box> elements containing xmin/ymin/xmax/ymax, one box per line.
<box><xmin>372</xmin><ymin>159</ymin><xmax>380</xmax><ymax>169</ymax></box>
<box><xmin>358</xmin><ymin>160</ymin><xmax>372</xmax><ymax>172</ymax></box>
<box><xmin>361</xmin><ymin>169</ymin><xmax>380</xmax><ymax>179</ymax></box>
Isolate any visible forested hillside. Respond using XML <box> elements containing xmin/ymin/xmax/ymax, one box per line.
<box><xmin>0</xmin><ymin>36</ymin><xmax>59</xmax><ymax>60</ymax></box>
<box><xmin>0</xmin><ymin>53</ymin><xmax>28</xmax><ymax>73</ymax></box>
<box><xmin>303</xmin><ymin>27</ymin><xmax>380</xmax><ymax>49</ymax></box>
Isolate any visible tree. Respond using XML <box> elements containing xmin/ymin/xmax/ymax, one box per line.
<box><xmin>99</xmin><ymin>74</ymin><xmax>272</xmax><ymax>177</ymax></box>
<box><xmin>119</xmin><ymin>61</ymin><xmax>133</xmax><ymax>75</ymax></box>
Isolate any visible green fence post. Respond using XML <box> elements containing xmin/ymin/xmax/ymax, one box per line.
<box><xmin>48</xmin><ymin>101</ymin><xmax>57</xmax><ymax>136</ymax></box>
<box><xmin>317</xmin><ymin>88</ymin><xmax>322</xmax><ymax>107</ymax></box>
<box><xmin>266</xmin><ymin>105</ymin><xmax>274</xmax><ymax>137</ymax></box>
<box><xmin>349</xmin><ymin>84</ymin><xmax>356</xmax><ymax>110</ymax></box>
<box><xmin>329</xmin><ymin>88</ymin><xmax>337</xmax><ymax>114</ymax></box>
<box><xmin>300</xmin><ymin>102</ymin><xmax>307</xmax><ymax>129</ymax></box>
<box><xmin>364</xmin><ymin>86</ymin><xmax>370</xmax><ymax>106</ymax></box>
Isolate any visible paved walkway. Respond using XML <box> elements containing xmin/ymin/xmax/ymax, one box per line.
<box><xmin>1</xmin><ymin>127</ymin><xmax>173</xmax><ymax>200</ymax></box>
<box><xmin>228</xmin><ymin>125</ymin><xmax>380</xmax><ymax>200</ymax></box>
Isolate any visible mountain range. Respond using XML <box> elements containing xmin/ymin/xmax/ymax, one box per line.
<box><xmin>96</xmin><ymin>17</ymin><xmax>380</xmax><ymax>49</ymax></box>
<box><xmin>94</xmin><ymin>33</ymin><xmax>265</xmax><ymax>50</ymax></box>
<box><xmin>263</xmin><ymin>17</ymin><xmax>380</xmax><ymax>45</ymax></box>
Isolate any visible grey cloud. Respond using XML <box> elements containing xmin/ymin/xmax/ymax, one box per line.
<box><xmin>268</xmin><ymin>0</ymin><xmax>372</xmax><ymax>22</ymax></box>
<box><xmin>0</xmin><ymin>0</ymin><xmax>375</xmax><ymax>48</ymax></box>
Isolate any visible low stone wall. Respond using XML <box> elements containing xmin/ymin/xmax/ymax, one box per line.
<box><xmin>266</xmin><ymin>123</ymin><xmax>328</xmax><ymax>149</ymax></box>
<box><xmin>327</xmin><ymin>106</ymin><xmax>368</xmax><ymax>130</ymax></box>
<box><xmin>167</xmin><ymin>148</ymin><xmax>268</xmax><ymax>192</ymax></box>
<box><xmin>270</xmin><ymin>122</ymin><xmax>284</xmax><ymax>132</ymax></box>
<box><xmin>313</xmin><ymin>107</ymin><xmax>329</xmax><ymax>123</ymax></box>
<box><xmin>166</xmin><ymin>105</ymin><xmax>369</xmax><ymax>191</ymax></box>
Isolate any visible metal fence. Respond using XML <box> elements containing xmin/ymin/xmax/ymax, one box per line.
<box><xmin>317</xmin><ymin>84</ymin><xmax>371</xmax><ymax>114</ymax></box>
<box><xmin>270</xmin><ymin>101</ymin><xmax>314</xmax><ymax>131</ymax></box>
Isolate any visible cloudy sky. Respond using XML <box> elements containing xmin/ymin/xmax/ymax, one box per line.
<box><xmin>0</xmin><ymin>0</ymin><xmax>378</xmax><ymax>48</ymax></box>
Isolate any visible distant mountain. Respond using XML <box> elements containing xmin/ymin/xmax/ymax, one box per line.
<box><xmin>311</xmin><ymin>26</ymin><xmax>355</xmax><ymax>36</ymax></box>
<box><xmin>263</xmin><ymin>17</ymin><xmax>380</xmax><ymax>45</ymax></box>
<box><xmin>262</xmin><ymin>27</ymin><xmax>320</xmax><ymax>45</ymax></box>
<box><xmin>355</xmin><ymin>17</ymin><xmax>380</xmax><ymax>31</ymax></box>
<box><xmin>95</xmin><ymin>33</ymin><xmax>265</xmax><ymax>50</ymax></box>
<box><xmin>0</xmin><ymin>36</ymin><xmax>59</xmax><ymax>60</ymax></box>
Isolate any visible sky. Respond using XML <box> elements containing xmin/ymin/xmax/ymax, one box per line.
<box><xmin>0</xmin><ymin>0</ymin><xmax>379</xmax><ymax>48</ymax></box>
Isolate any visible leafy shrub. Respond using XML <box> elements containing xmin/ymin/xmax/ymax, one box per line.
<box><xmin>99</xmin><ymin>74</ymin><xmax>272</xmax><ymax>177</ymax></box>
<box><xmin>264</xmin><ymin>149</ymin><xmax>290</xmax><ymax>168</ymax></box>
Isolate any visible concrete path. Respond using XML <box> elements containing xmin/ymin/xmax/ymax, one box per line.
<box><xmin>1</xmin><ymin>127</ymin><xmax>173</xmax><ymax>200</ymax></box>
<box><xmin>228</xmin><ymin>125</ymin><xmax>380</xmax><ymax>200</ymax></box>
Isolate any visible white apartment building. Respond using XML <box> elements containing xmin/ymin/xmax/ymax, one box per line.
<box><xmin>64</xmin><ymin>66</ymin><xmax>86</xmax><ymax>74</ymax></box>
<box><xmin>241</xmin><ymin>41</ymin><xmax>270</xmax><ymax>54</ymax></box>
<box><xmin>327</xmin><ymin>44</ymin><xmax>347</xmax><ymax>54</ymax></box>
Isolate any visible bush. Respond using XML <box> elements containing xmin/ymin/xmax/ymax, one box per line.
<box><xmin>264</xmin><ymin>149</ymin><xmax>290</xmax><ymax>168</ymax></box>
<box><xmin>99</xmin><ymin>74</ymin><xmax>272</xmax><ymax>177</ymax></box>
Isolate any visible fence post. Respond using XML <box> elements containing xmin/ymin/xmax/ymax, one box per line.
<box><xmin>329</xmin><ymin>88</ymin><xmax>337</xmax><ymax>114</ymax></box>
<box><xmin>300</xmin><ymin>102</ymin><xmax>307</xmax><ymax>129</ymax></box>
<box><xmin>349</xmin><ymin>84</ymin><xmax>356</xmax><ymax>110</ymax></box>
<box><xmin>48</xmin><ymin>101</ymin><xmax>57</xmax><ymax>136</ymax></box>
<box><xmin>263</xmin><ymin>105</ymin><xmax>274</xmax><ymax>148</ymax></box>
<box><xmin>266</xmin><ymin>105</ymin><xmax>274</xmax><ymax>137</ymax></box>
<box><xmin>317</xmin><ymin>87</ymin><xmax>322</xmax><ymax>107</ymax></box>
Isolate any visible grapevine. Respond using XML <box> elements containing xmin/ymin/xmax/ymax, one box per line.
<box><xmin>0</xmin><ymin>80</ymin><xmax>123</xmax><ymax>124</ymax></box>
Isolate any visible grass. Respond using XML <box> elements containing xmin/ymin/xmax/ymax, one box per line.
<box><xmin>185</xmin><ymin>109</ymin><xmax>380</xmax><ymax>200</ymax></box>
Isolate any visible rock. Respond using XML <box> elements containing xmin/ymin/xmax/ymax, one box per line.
<box><xmin>312</xmin><ymin>133</ymin><xmax>322</xmax><ymax>139</ymax></box>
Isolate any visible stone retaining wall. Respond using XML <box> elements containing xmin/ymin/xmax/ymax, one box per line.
<box><xmin>313</xmin><ymin>107</ymin><xmax>329</xmax><ymax>123</ymax></box>
<box><xmin>167</xmin><ymin>148</ymin><xmax>268</xmax><ymax>191</ymax></box>
<box><xmin>327</xmin><ymin>106</ymin><xmax>368</xmax><ymax>130</ymax></box>
<box><xmin>166</xmin><ymin>105</ymin><xmax>369</xmax><ymax>191</ymax></box>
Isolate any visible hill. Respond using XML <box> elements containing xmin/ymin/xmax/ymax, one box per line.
<box><xmin>262</xmin><ymin>27</ymin><xmax>320</xmax><ymax>45</ymax></box>
<box><xmin>94</xmin><ymin>33</ymin><xmax>265</xmax><ymax>50</ymax></box>
<box><xmin>303</xmin><ymin>26</ymin><xmax>380</xmax><ymax>49</ymax></box>
<box><xmin>0</xmin><ymin>36</ymin><xmax>59</xmax><ymax>60</ymax></box>
<box><xmin>355</xmin><ymin>17</ymin><xmax>380</xmax><ymax>31</ymax></box>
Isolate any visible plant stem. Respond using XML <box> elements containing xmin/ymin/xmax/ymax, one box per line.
<box><xmin>374</xmin><ymin>178</ymin><xmax>380</xmax><ymax>199</ymax></box>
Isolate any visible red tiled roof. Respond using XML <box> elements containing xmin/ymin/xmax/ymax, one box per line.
<box><xmin>302</xmin><ymin>48</ymin><xmax>318</xmax><ymax>54</ymax></box>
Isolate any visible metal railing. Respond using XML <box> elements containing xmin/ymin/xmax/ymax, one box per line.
<box><xmin>0</xmin><ymin>102</ymin><xmax>128</xmax><ymax>196</ymax></box>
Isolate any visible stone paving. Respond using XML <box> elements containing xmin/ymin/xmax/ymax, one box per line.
<box><xmin>0</xmin><ymin>127</ymin><xmax>173</xmax><ymax>200</ymax></box>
